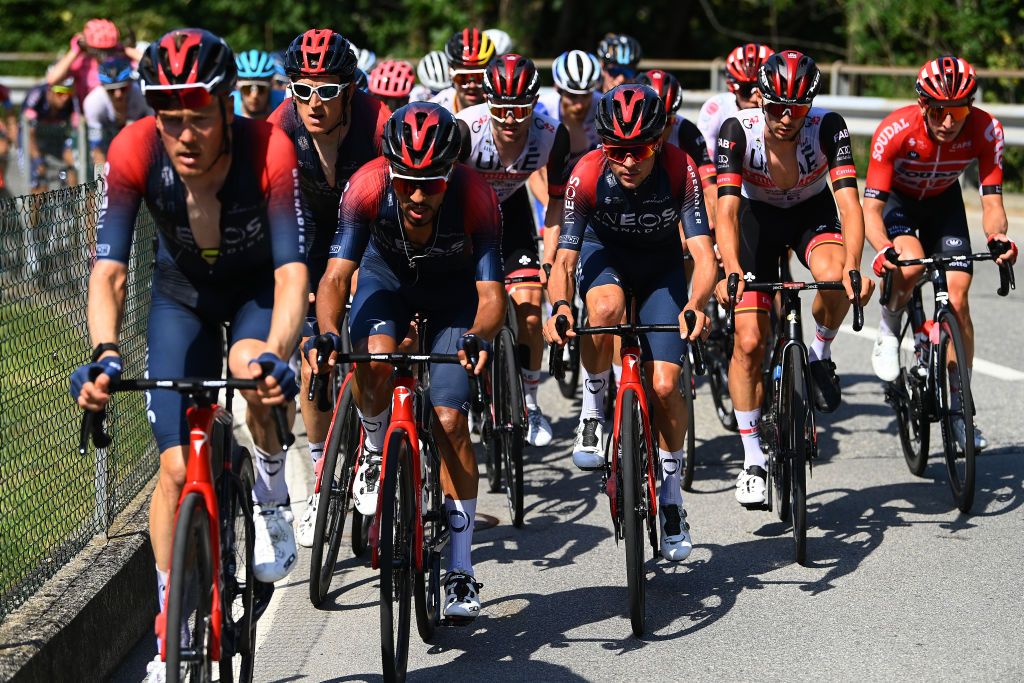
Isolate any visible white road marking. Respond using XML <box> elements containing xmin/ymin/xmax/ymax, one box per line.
<box><xmin>839</xmin><ymin>323</ymin><xmax>1024</xmax><ymax>381</ymax></box>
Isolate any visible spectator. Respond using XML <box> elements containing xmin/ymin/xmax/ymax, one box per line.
<box><xmin>23</xmin><ymin>76</ymin><xmax>80</xmax><ymax>192</ymax></box>
<box><xmin>84</xmin><ymin>56</ymin><xmax>151</xmax><ymax>168</ymax></box>
<box><xmin>47</xmin><ymin>19</ymin><xmax>140</xmax><ymax>105</ymax></box>
<box><xmin>0</xmin><ymin>82</ymin><xmax>16</xmax><ymax>192</ymax></box>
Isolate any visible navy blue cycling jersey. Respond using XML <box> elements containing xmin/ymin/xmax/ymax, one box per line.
<box><xmin>96</xmin><ymin>116</ymin><xmax>305</xmax><ymax>306</ymax></box>
<box><xmin>331</xmin><ymin>157</ymin><xmax>503</xmax><ymax>284</ymax></box>
<box><xmin>560</xmin><ymin>144</ymin><xmax>710</xmax><ymax>251</ymax></box>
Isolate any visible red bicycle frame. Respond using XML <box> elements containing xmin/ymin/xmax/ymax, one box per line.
<box><xmin>607</xmin><ymin>343</ymin><xmax>659</xmax><ymax>523</ymax></box>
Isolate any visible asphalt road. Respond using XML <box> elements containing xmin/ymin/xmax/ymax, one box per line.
<box><xmin>113</xmin><ymin>212</ymin><xmax>1024</xmax><ymax>682</ymax></box>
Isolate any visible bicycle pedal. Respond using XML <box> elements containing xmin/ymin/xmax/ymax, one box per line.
<box><xmin>440</xmin><ymin>616</ymin><xmax>474</xmax><ymax>628</ymax></box>
<box><xmin>741</xmin><ymin>501</ymin><xmax>769</xmax><ymax>512</ymax></box>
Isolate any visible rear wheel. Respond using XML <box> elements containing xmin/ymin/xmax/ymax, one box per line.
<box><xmin>893</xmin><ymin>319</ymin><xmax>929</xmax><ymax>475</ymax></box>
<box><xmin>706</xmin><ymin>303</ymin><xmax>739</xmax><ymax>432</ymax></box>
<box><xmin>620</xmin><ymin>390</ymin><xmax>647</xmax><ymax>638</ymax></box>
<box><xmin>937</xmin><ymin>312</ymin><xmax>976</xmax><ymax>513</ymax></box>
<box><xmin>219</xmin><ymin>450</ymin><xmax>256</xmax><ymax>683</ymax></box>
<box><xmin>496</xmin><ymin>328</ymin><xmax>526</xmax><ymax>527</ymax></box>
<box><xmin>681</xmin><ymin>353</ymin><xmax>697</xmax><ymax>491</ymax></box>
<box><xmin>166</xmin><ymin>493</ymin><xmax>214</xmax><ymax>683</ymax></box>
<box><xmin>415</xmin><ymin>437</ymin><xmax>442</xmax><ymax>643</ymax></box>
<box><xmin>379</xmin><ymin>429</ymin><xmax>415</xmax><ymax>682</ymax></box>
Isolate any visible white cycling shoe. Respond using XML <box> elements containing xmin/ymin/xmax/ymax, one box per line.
<box><xmin>443</xmin><ymin>570</ymin><xmax>482</xmax><ymax>621</ymax></box>
<box><xmin>296</xmin><ymin>494</ymin><xmax>318</xmax><ymax>548</ymax></box>
<box><xmin>253</xmin><ymin>502</ymin><xmax>297</xmax><ymax>583</ymax></box>
<box><xmin>735</xmin><ymin>466</ymin><xmax>768</xmax><ymax>508</ymax></box>
<box><xmin>526</xmin><ymin>407</ymin><xmax>553</xmax><ymax>447</ymax></box>
<box><xmin>145</xmin><ymin>656</ymin><xmax>186</xmax><ymax>683</ymax></box>
<box><xmin>571</xmin><ymin>418</ymin><xmax>605</xmax><ymax>470</ymax></box>
<box><xmin>951</xmin><ymin>417</ymin><xmax>988</xmax><ymax>452</ymax></box>
<box><xmin>353</xmin><ymin>449</ymin><xmax>382</xmax><ymax>516</ymax></box>
<box><xmin>872</xmin><ymin>330</ymin><xmax>901</xmax><ymax>382</ymax></box>
<box><xmin>659</xmin><ymin>504</ymin><xmax>693</xmax><ymax>562</ymax></box>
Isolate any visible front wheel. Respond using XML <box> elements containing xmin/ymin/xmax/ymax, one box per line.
<box><xmin>495</xmin><ymin>328</ymin><xmax>526</xmax><ymax>527</ymax></box>
<box><xmin>379</xmin><ymin>429</ymin><xmax>415</xmax><ymax>682</ymax></box>
<box><xmin>219</xmin><ymin>450</ymin><xmax>256</xmax><ymax>683</ymax></box>
<box><xmin>681</xmin><ymin>353</ymin><xmax>697</xmax><ymax>491</ymax></box>
<box><xmin>619</xmin><ymin>389</ymin><xmax>648</xmax><ymax>638</ymax></box>
<box><xmin>893</xmin><ymin>320</ymin><xmax>929</xmax><ymax>476</ymax></box>
<box><xmin>166</xmin><ymin>493</ymin><xmax>214</xmax><ymax>683</ymax></box>
<box><xmin>783</xmin><ymin>346</ymin><xmax>809</xmax><ymax>565</ymax></box>
<box><xmin>936</xmin><ymin>313</ymin><xmax>976</xmax><ymax>513</ymax></box>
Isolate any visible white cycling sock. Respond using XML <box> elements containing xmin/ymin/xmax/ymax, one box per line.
<box><xmin>156</xmin><ymin>565</ymin><xmax>168</xmax><ymax>613</ymax></box>
<box><xmin>808</xmin><ymin>324</ymin><xmax>839</xmax><ymax>363</ymax></box>
<box><xmin>522</xmin><ymin>368</ymin><xmax>541</xmax><ymax>410</ymax></box>
<box><xmin>658</xmin><ymin>447</ymin><xmax>685</xmax><ymax>506</ymax></box>
<box><xmin>357</xmin><ymin>407</ymin><xmax>389</xmax><ymax>452</ymax></box>
<box><xmin>445</xmin><ymin>497</ymin><xmax>476</xmax><ymax>576</ymax></box>
<box><xmin>252</xmin><ymin>446</ymin><xmax>288</xmax><ymax>506</ymax></box>
<box><xmin>735</xmin><ymin>408</ymin><xmax>766</xmax><ymax>469</ymax></box>
<box><xmin>308</xmin><ymin>440</ymin><xmax>325</xmax><ymax>466</ymax></box>
<box><xmin>879</xmin><ymin>305</ymin><xmax>903</xmax><ymax>337</ymax></box>
<box><xmin>581</xmin><ymin>368</ymin><xmax>610</xmax><ymax>421</ymax></box>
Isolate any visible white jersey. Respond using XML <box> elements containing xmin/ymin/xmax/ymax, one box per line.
<box><xmin>408</xmin><ymin>84</ymin><xmax>435</xmax><ymax>103</ymax></box>
<box><xmin>696</xmin><ymin>92</ymin><xmax>738</xmax><ymax>160</ymax></box>
<box><xmin>455</xmin><ymin>102</ymin><xmax>567</xmax><ymax>203</ymax></box>
<box><xmin>535</xmin><ymin>91</ymin><xmax>601</xmax><ymax>168</ymax></box>
<box><xmin>83</xmin><ymin>84</ymin><xmax>151</xmax><ymax>150</ymax></box>
<box><xmin>429</xmin><ymin>87</ymin><xmax>457</xmax><ymax>112</ymax></box>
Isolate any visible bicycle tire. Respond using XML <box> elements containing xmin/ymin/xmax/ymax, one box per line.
<box><xmin>352</xmin><ymin>511</ymin><xmax>371</xmax><ymax>557</ymax></box>
<box><xmin>219</xmin><ymin>449</ymin><xmax>256</xmax><ymax>683</ymax></box>
<box><xmin>166</xmin><ymin>493</ymin><xmax>214</xmax><ymax>683</ymax></box>
<box><xmin>309</xmin><ymin>380</ymin><xmax>360</xmax><ymax>606</ymax></box>
<box><xmin>894</xmin><ymin>320</ymin><xmax>929</xmax><ymax>476</ymax></box>
<box><xmin>936</xmin><ymin>312</ymin><xmax>976</xmax><ymax>513</ymax></box>
<box><xmin>557</xmin><ymin>300</ymin><xmax>583</xmax><ymax>398</ymax></box>
<box><xmin>379</xmin><ymin>429</ymin><xmax>415</xmax><ymax>682</ymax></box>
<box><xmin>415</xmin><ymin>435</ymin><xmax>443</xmax><ymax>643</ymax></box>
<box><xmin>620</xmin><ymin>389</ymin><xmax>647</xmax><ymax>638</ymax></box>
<box><xmin>708</xmin><ymin>354</ymin><xmax>739</xmax><ymax>432</ymax></box>
<box><xmin>784</xmin><ymin>346</ymin><xmax>809</xmax><ymax>565</ymax></box>
<box><xmin>484</xmin><ymin>401</ymin><xmax>502</xmax><ymax>493</ymax></box>
<box><xmin>681</xmin><ymin>353</ymin><xmax>697</xmax><ymax>491</ymax></box>
<box><xmin>496</xmin><ymin>328</ymin><xmax>526</xmax><ymax>527</ymax></box>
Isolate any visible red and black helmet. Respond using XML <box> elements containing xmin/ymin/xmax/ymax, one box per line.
<box><xmin>483</xmin><ymin>54</ymin><xmax>540</xmax><ymax>103</ymax></box>
<box><xmin>758</xmin><ymin>50</ymin><xmax>820</xmax><ymax>105</ymax></box>
<box><xmin>369</xmin><ymin>60</ymin><xmax>415</xmax><ymax>98</ymax></box>
<box><xmin>445</xmin><ymin>28</ymin><xmax>497</xmax><ymax>70</ymax></box>
<box><xmin>138</xmin><ymin>29</ymin><xmax>236</xmax><ymax>105</ymax></box>
<box><xmin>382</xmin><ymin>102</ymin><xmax>463</xmax><ymax>176</ymax></box>
<box><xmin>284</xmin><ymin>29</ymin><xmax>357</xmax><ymax>81</ymax></box>
<box><xmin>725</xmin><ymin>43</ymin><xmax>775</xmax><ymax>86</ymax></box>
<box><xmin>916</xmin><ymin>55</ymin><xmax>977</xmax><ymax>102</ymax></box>
<box><xmin>595</xmin><ymin>84</ymin><xmax>666</xmax><ymax>144</ymax></box>
<box><xmin>636</xmin><ymin>69</ymin><xmax>682</xmax><ymax>115</ymax></box>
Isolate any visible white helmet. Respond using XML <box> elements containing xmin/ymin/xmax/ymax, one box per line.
<box><xmin>552</xmin><ymin>50</ymin><xmax>602</xmax><ymax>94</ymax></box>
<box><xmin>416</xmin><ymin>50</ymin><xmax>451</xmax><ymax>92</ymax></box>
<box><xmin>348</xmin><ymin>42</ymin><xmax>377</xmax><ymax>73</ymax></box>
<box><xmin>483</xmin><ymin>28</ymin><xmax>514</xmax><ymax>56</ymax></box>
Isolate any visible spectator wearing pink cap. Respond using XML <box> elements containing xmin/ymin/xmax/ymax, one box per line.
<box><xmin>47</xmin><ymin>19</ymin><xmax>142</xmax><ymax>105</ymax></box>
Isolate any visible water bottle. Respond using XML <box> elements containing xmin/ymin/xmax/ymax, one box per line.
<box><xmin>913</xmin><ymin>320</ymin><xmax>933</xmax><ymax>374</ymax></box>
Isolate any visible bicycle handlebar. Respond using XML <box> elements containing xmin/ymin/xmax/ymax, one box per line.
<box><xmin>880</xmin><ymin>249</ymin><xmax>1015</xmax><ymax>303</ymax></box>
<box><xmin>307</xmin><ymin>335</ymin><xmax>335</xmax><ymax>412</ymax></box>
<box><xmin>334</xmin><ymin>352</ymin><xmax>463</xmax><ymax>365</ymax></box>
<box><xmin>725</xmin><ymin>271</ymin><xmax>865</xmax><ymax>332</ymax></box>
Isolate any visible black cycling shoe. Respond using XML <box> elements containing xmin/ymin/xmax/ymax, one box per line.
<box><xmin>808</xmin><ymin>359</ymin><xmax>841</xmax><ymax>413</ymax></box>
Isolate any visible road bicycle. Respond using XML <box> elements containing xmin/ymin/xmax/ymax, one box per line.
<box><xmin>879</xmin><ymin>244</ymin><xmax>1014</xmax><ymax>513</ymax></box>
<box><xmin>702</xmin><ymin>297</ymin><xmax>739</xmax><ymax>433</ymax></box>
<box><xmin>542</xmin><ymin>263</ymin><xmax>583</xmax><ymax>399</ymax></box>
<box><xmin>726</xmin><ymin>270</ymin><xmax>864</xmax><ymax>565</ymax></box>
<box><xmin>550</xmin><ymin>304</ymin><xmax>705</xmax><ymax>637</ymax></box>
<box><xmin>79</xmin><ymin>367</ymin><xmax>292</xmax><ymax>682</ymax></box>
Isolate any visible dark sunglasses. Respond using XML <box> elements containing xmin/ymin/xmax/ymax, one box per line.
<box><xmin>602</xmin><ymin>142</ymin><xmax>659</xmax><ymax>164</ymax></box>
<box><xmin>763</xmin><ymin>102</ymin><xmax>811</xmax><ymax>120</ymax></box>
<box><xmin>144</xmin><ymin>86</ymin><xmax>214</xmax><ymax>112</ymax></box>
<box><xmin>606</xmin><ymin>65</ymin><xmax>637</xmax><ymax>80</ymax></box>
<box><xmin>451</xmin><ymin>71</ymin><xmax>485</xmax><ymax>87</ymax></box>
<box><xmin>391</xmin><ymin>173</ymin><xmax>449</xmax><ymax>196</ymax></box>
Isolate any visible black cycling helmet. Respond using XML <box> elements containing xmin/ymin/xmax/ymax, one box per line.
<box><xmin>382</xmin><ymin>102</ymin><xmax>462</xmax><ymax>177</ymax></box>
<box><xmin>483</xmin><ymin>54</ymin><xmax>540</xmax><ymax>102</ymax></box>
<box><xmin>138</xmin><ymin>29</ymin><xmax>236</xmax><ymax>110</ymax></box>
<box><xmin>284</xmin><ymin>29</ymin><xmax>357</xmax><ymax>81</ymax></box>
<box><xmin>595</xmin><ymin>84</ymin><xmax>666</xmax><ymax>144</ymax></box>
<box><xmin>636</xmin><ymin>69</ymin><xmax>682</xmax><ymax>114</ymax></box>
<box><xmin>757</xmin><ymin>50</ymin><xmax>821</xmax><ymax>105</ymax></box>
<box><xmin>597</xmin><ymin>33</ymin><xmax>642</xmax><ymax>70</ymax></box>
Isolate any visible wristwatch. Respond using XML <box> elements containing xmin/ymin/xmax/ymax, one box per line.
<box><xmin>91</xmin><ymin>343</ymin><xmax>121</xmax><ymax>362</ymax></box>
<box><xmin>551</xmin><ymin>299</ymin><xmax>571</xmax><ymax>315</ymax></box>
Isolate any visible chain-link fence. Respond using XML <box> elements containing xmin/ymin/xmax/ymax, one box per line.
<box><xmin>0</xmin><ymin>179</ymin><xmax>156</xmax><ymax>621</ymax></box>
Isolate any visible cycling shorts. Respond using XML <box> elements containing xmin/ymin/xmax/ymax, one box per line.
<box><xmin>501</xmin><ymin>186</ymin><xmax>539</xmax><ymax>275</ymax></box>
<box><xmin>348</xmin><ymin>255</ymin><xmax>477</xmax><ymax>414</ymax></box>
<box><xmin>883</xmin><ymin>182</ymin><xmax>972</xmax><ymax>274</ymax></box>
<box><xmin>576</xmin><ymin>238</ymin><xmax>690</xmax><ymax>365</ymax></box>
<box><xmin>147</xmin><ymin>281</ymin><xmax>274</xmax><ymax>452</ymax></box>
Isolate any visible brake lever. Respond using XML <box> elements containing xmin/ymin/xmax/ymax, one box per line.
<box><xmin>683</xmin><ymin>310</ymin><xmax>707</xmax><ymax>377</ymax></box>
<box><xmin>725</xmin><ymin>273</ymin><xmax>739</xmax><ymax>335</ymax></box>
<box><xmin>307</xmin><ymin>335</ymin><xmax>334</xmax><ymax>412</ymax></box>
<box><xmin>258</xmin><ymin>360</ymin><xmax>295</xmax><ymax>449</ymax></box>
<box><xmin>548</xmin><ymin>315</ymin><xmax>569</xmax><ymax>380</ymax></box>
<box><xmin>849</xmin><ymin>270</ymin><xmax>865</xmax><ymax>332</ymax></box>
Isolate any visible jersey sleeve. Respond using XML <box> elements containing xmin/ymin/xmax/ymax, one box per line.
<box><xmin>863</xmin><ymin>115</ymin><xmax>900</xmax><ymax>202</ymax></box>
<box><xmin>462</xmin><ymin>169</ymin><xmax>504</xmax><ymax>282</ymax></box>
<box><xmin>715</xmin><ymin>117</ymin><xmax>746</xmax><ymax>199</ymax></box>
<box><xmin>260</xmin><ymin>125</ymin><xmax>306</xmax><ymax>268</ymax></box>
<box><xmin>21</xmin><ymin>87</ymin><xmax>42</xmax><ymax>123</ymax></box>
<box><xmin>696</xmin><ymin>97</ymin><xmax>721</xmax><ymax>159</ymax></box>
<box><xmin>976</xmin><ymin>112</ymin><xmax>1004</xmax><ymax>195</ymax></box>
<box><xmin>545</xmin><ymin>123</ymin><xmax>572</xmax><ymax>198</ymax></box>
<box><xmin>95</xmin><ymin>119</ymin><xmax>154</xmax><ymax>264</ymax></box>
<box><xmin>667</xmin><ymin>146</ymin><xmax>711</xmax><ymax>240</ymax></box>
<box><xmin>676</xmin><ymin>118</ymin><xmax>716</xmax><ymax>187</ymax></box>
<box><xmin>819</xmin><ymin>112</ymin><xmax>858</xmax><ymax>193</ymax></box>
<box><xmin>332</xmin><ymin>159</ymin><xmax>387</xmax><ymax>264</ymax></box>
<box><xmin>560</xmin><ymin>150</ymin><xmax>601</xmax><ymax>251</ymax></box>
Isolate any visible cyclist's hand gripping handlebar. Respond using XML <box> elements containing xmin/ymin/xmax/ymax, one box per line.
<box><xmin>78</xmin><ymin>368</ymin><xmax>111</xmax><ymax>455</ymax></box>
<box><xmin>306</xmin><ymin>335</ymin><xmax>336</xmax><ymax>412</ymax></box>
<box><xmin>683</xmin><ymin>310</ymin><xmax>707</xmax><ymax>377</ymax></box>
<box><xmin>258</xmin><ymin>360</ymin><xmax>296</xmax><ymax>449</ymax></box>
<box><xmin>879</xmin><ymin>248</ymin><xmax>899</xmax><ymax>307</ymax></box>
<box><xmin>725</xmin><ymin>273</ymin><xmax>740</xmax><ymax>335</ymax></box>
<box><xmin>989</xmin><ymin>239</ymin><xmax>1016</xmax><ymax>297</ymax></box>
<box><xmin>548</xmin><ymin>315</ymin><xmax>569</xmax><ymax>380</ymax></box>
<box><xmin>849</xmin><ymin>270</ymin><xmax>865</xmax><ymax>332</ymax></box>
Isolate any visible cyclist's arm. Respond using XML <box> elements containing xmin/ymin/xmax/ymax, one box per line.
<box><xmin>981</xmin><ymin>194</ymin><xmax>1009</xmax><ymax>239</ymax></box>
<box><xmin>540</xmin><ymin>124</ymin><xmax>572</xmax><ymax>285</ymax></box>
<box><xmin>528</xmin><ymin>169</ymin><xmax>549</xmax><ymax>213</ymax></box>
<box><xmin>47</xmin><ymin>41</ymin><xmax>79</xmax><ymax>86</ymax></box>
<box><xmin>862</xmin><ymin>197</ymin><xmax>889</xmax><ymax>254</ymax></box>
<box><xmin>686</xmin><ymin>234</ymin><xmax>717</xmax><ymax>311</ymax></box>
<box><xmin>87</xmin><ymin>260</ymin><xmax>127</xmax><ymax>353</ymax></box>
<box><xmin>714</xmin><ymin>117</ymin><xmax>746</xmax><ymax>295</ymax></box>
<box><xmin>862</xmin><ymin>115</ymin><xmax>899</xmax><ymax>253</ymax></box>
<box><xmin>316</xmin><ymin>258</ymin><xmax>358</xmax><ymax>337</ymax></box>
<box><xmin>976</xmin><ymin>114</ymin><xmax>1007</xmax><ymax>240</ymax></box>
<box><xmin>821</xmin><ymin>112</ymin><xmax>865</xmax><ymax>271</ymax></box>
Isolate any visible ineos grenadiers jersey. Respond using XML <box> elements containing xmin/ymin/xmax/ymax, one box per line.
<box><xmin>716</xmin><ymin>107</ymin><xmax>857</xmax><ymax>208</ymax></box>
<box><xmin>697</xmin><ymin>92</ymin><xmax>738</xmax><ymax>160</ymax></box>
<box><xmin>667</xmin><ymin>114</ymin><xmax>716</xmax><ymax>188</ymax></box>
<box><xmin>560</xmin><ymin>145</ymin><xmax>710</xmax><ymax>251</ymax></box>
<box><xmin>535</xmin><ymin>91</ymin><xmax>602</xmax><ymax>168</ymax></box>
<box><xmin>96</xmin><ymin>117</ymin><xmax>306</xmax><ymax>307</ymax></box>
<box><xmin>455</xmin><ymin>103</ymin><xmax>572</xmax><ymax>202</ymax></box>
<box><xmin>864</xmin><ymin>105</ymin><xmax>1004</xmax><ymax>202</ymax></box>
<box><xmin>332</xmin><ymin>158</ymin><xmax>503</xmax><ymax>283</ymax></box>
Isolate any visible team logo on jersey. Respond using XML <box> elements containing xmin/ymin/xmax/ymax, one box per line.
<box><xmin>872</xmin><ymin>118</ymin><xmax>909</xmax><ymax>161</ymax></box>
<box><xmin>907</xmin><ymin>150</ymin><xmax>919</xmax><ymax>159</ymax></box>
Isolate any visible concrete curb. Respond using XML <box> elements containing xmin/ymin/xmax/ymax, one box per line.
<box><xmin>0</xmin><ymin>479</ymin><xmax>156</xmax><ymax>683</ymax></box>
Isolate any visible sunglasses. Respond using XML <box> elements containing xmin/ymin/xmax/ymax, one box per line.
<box><xmin>238</xmin><ymin>82</ymin><xmax>270</xmax><ymax>95</ymax></box>
<box><xmin>606</xmin><ymin>66</ymin><xmax>637</xmax><ymax>80</ymax></box>
<box><xmin>451</xmin><ymin>70</ymin><xmax>485</xmax><ymax>87</ymax></box>
<box><xmin>763</xmin><ymin>102</ymin><xmax>811</xmax><ymax>120</ymax></box>
<box><xmin>290</xmin><ymin>82</ymin><xmax>348</xmax><ymax>102</ymax></box>
<box><xmin>556</xmin><ymin>87</ymin><xmax>595</xmax><ymax>100</ymax></box>
<box><xmin>144</xmin><ymin>86</ymin><xmax>214</xmax><ymax>112</ymax></box>
<box><xmin>51</xmin><ymin>85</ymin><xmax>74</xmax><ymax>95</ymax></box>
<box><xmin>926</xmin><ymin>104</ymin><xmax>971</xmax><ymax>122</ymax></box>
<box><xmin>390</xmin><ymin>167</ymin><xmax>452</xmax><ymax>196</ymax></box>
<box><xmin>487</xmin><ymin>101</ymin><xmax>535</xmax><ymax>123</ymax></box>
<box><xmin>602</xmin><ymin>141</ymin><xmax>660</xmax><ymax>164</ymax></box>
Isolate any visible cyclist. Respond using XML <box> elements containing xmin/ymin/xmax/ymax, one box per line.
<box><xmin>543</xmin><ymin>84</ymin><xmax>717</xmax><ymax>561</ymax></box>
<box><xmin>697</xmin><ymin>43</ymin><xmax>775</xmax><ymax>160</ymax></box>
<box><xmin>536</xmin><ymin>50</ymin><xmax>603</xmax><ymax>169</ymax></box>
<box><xmin>368</xmin><ymin>59</ymin><xmax>416</xmax><ymax>111</ymax></box>
<box><xmin>714</xmin><ymin>51</ymin><xmax>871</xmax><ymax>508</ymax></box>
<box><xmin>455</xmin><ymin>54</ymin><xmax>572</xmax><ymax>447</ymax></box>
<box><xmin>233</xmin><ymin>49</ymin><xmax>286</xmax><ymax>120</ymax></box>
<box><xmin>84</xmin><ymin>56</ymin><xmax>151</xmax><ymax>168</ymax></box>
<box><xmin>48</xmin><ymin>18</ymin><xmax>135</xmax><ymax>105</ymax></box>
<box><xmin>410</xmin><ymin>50</ymin><xmax>450</xmax><ymax>103</ymax></box>
<box><xmin>865</xmin><ymin>55</ymin><xmax>1015</xmax><ymax>450</ymax></box>
<box><xmin>311</xmin><ymin>102</ymin><xmax>505</xmax><ymax>619</ymax></box>
<box><xmin>68</xmin><ymin>29</ymin><xmax>307</xmax><ymax>680</ymax></box>
<box><xmin>431</xmin><ymin>27</ymin><xmax>496</xmax><ymax>113</ymax></box>
<box><xmin>267</xmin><ymin>28</ymin><xmax>390</xmax><ymax>547</ymax></box>
<box><xmin>484</xmin><ymin>28</ymin><xmax>514</xmax><ymax>56</ymax></box>
<box><xmin>596</xmin><ymin>33</ymin><xmax>642</xmax><ymax>92</ymax></box>
<box><xmin>22</xmin><ymin>76</ymin><xmax>79</xmax><ymax>192</ymax></box>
